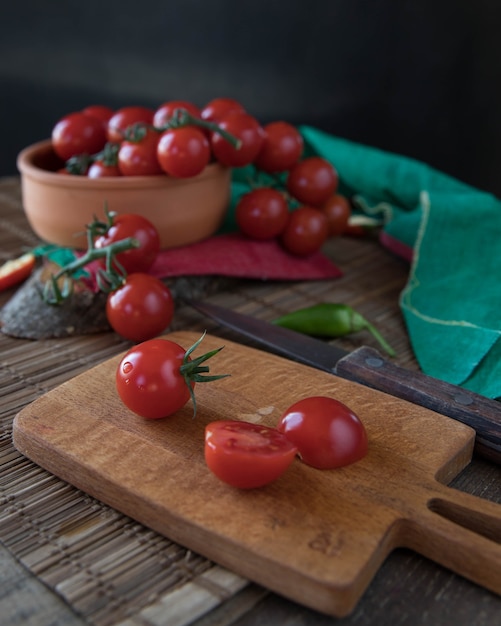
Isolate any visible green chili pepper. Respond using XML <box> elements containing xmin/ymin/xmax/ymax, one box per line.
<box><xmin>272</xmin><ymin>303</ymin><xmax>396</xmax><ymax>357</ymax></box>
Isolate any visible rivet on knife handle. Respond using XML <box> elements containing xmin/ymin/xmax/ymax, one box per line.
<box><xmin>335</xmin><ymin>346</ymin><xmax>501</xmax><ymax>463</ymax></box>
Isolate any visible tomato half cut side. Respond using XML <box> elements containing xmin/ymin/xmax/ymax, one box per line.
<box><xmin>205</xmin><ymin>420</ymin><xmax>298</xmax><ymax>489</ymax></box>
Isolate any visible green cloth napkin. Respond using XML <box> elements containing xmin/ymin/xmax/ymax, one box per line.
<box><xmin>228</xmin><ymin>126</ymin><xmax>501</xmax><ymax>400</ymax></box>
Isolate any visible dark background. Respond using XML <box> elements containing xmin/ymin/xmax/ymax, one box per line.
<box><xmin>1</xmin><ymin>1</ymin><xmax>500</xmax><ymax>196</ymax></box>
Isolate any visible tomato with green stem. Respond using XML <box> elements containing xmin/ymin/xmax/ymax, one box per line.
<box><xmin>51</xmin><ymin>112</ymin><xmax>108</xmax><ymax>161</ymax></box>
<box><xmin>118</xmin><ymin>128</ymin><xmax>163</xmax><ymax>176</ymax></box>
<box><xmin>107</xmin><ymin>106</ymin><xmax>154</xmax><ymax>143</ymax></box>
<box><xmin>277</xmin><ymin>396</ymin><xmax>368</xmax><ymax>469</ymax></box>
<box><xmin>115</xmin><ymin>333</ymin><xmax>227</xmax><ymax>419</ymax></box>
<box><xmin>254</xmin><ymin>121</ymin><xmax>304</xmax><ymax>173</ymax></box>
<box><xmin>157</xmin><ymin>126</ymin><xmax>210</xmax><ymax>178</ymax></box>
<box><xmin>106</xmin><ymin>273</ymin><xmax>174</xmax><ymax>342</ymax></box>
<box><xmin>153</xmin><ymin>100</ymin><xmax>202</xmax><ymax>128</ymax></box>
<box><xmin>236</xmin><ymin>188</ymin><xmax>289</xmax><ymax>240</ymax></box>
<box><xmin>211</xmin><ymin>111</ymin><xmax>264</xmax><ymax>167</ymax></box>
<box><xmin>281</xmin><ymin>206</ymin><xmax>329</xmax><ymax>256</ymax></box>
<box><xmin>205</xmin><ymin>420</ymin><xmax>298</xmax><ymax>489</ymax></box>
<box><xmin>94</xmin><ymin>213</ymin><xmax>160</xmax><ymax>274</ymax></box>
<box><xmin>286</xmin><ymin>157</ymin><xmax>338</xmax><ymax>206</ymax></box>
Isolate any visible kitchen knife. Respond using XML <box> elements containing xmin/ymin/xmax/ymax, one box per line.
<box><xmin>188</xmin><ymin>299</ymin><xmax>501</xmax><ymax>464</ymax></box>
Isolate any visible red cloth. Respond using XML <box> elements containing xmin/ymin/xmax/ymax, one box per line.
<box><xmin>148</xmin><ymin>233</ymin><xmax>342</xmax><ymax>280</ymax></box>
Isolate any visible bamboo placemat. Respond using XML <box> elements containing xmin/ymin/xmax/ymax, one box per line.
<box><xmin>0</xmin><ymin>176</ymin><xmax>416</xmax><ymax>625</ymax></box>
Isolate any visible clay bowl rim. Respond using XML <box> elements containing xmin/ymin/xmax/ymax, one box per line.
<box><xmin>17</xmin><ymin>139</ymin><xmax>230</xmax><ymax>189</ymax></box>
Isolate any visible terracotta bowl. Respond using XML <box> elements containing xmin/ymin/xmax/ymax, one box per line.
<box><xmin>17</xmin><ymin>139</ymin><xmax>232</xmax><ymax>249</ymax></box>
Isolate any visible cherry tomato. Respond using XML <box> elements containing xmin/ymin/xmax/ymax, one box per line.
<box><xmin>236</xmin><ymin>188</ymin><xmax>289</xmax><ymax>240</ymax></box>
<box><xmin>0</xmin><ymin>252</ymin><xmax>36</xmax><ymax>291</ymax></box>
<box><xmin>118</xmin><ymin>129</ymin><xmax>163</xmax><ymax>176</ymax></box>
<box><xmin>94</xmin><ymin>213</ymin><xmax>160</xmax><ymax>274</ymax></box>
<box><xmin>116</xmin><ymin>337</ymin><xmax>193</xmax><ymax>419</ymax></box>
<box><xmin>211</xmin><ymin>111</ymin><xmax>264</xmax><ymax>167</ymax></box>
<box><xmin>157</xmin><ymin>126</ymin><xmax>210</xmax><ymax>178</ymax></box>
<box><xmin>201</xmin><ymin>97</ymin><xmax>245</xmax><ymax>122</ymax></box>
<box><xmin>51</xmin><ymin>112</ymin><xmax>108</xmax><ymax>161</ymax></box>
<box><xmin>320</xmin><ymin>193</ymin><xmax>351</xmax><ymax>236</ymax></box>
<box><xmin>254</xmin><ymin>121</ymin><xmax>303</xmax><ymax>173</ymax></box>
<box><xmin>153</xmin><ymin>100</ymin><xmax>201</xmax><ymax>128</ymax></box>
<box><xmin>107</xmin><ymin>106</ymin><xmax>154</xmax><ymax>143</ymax></box>
<box><xmin>82</xmin><ymin>105</ymin><xmax>115</xmax><ymax>124</ymax></box>
<box><xmin>281</xmin><ymin>206</ymin><xmax>329</xmax><ymax>256</ymax></box>
<box><xmin>205</xmin><ymin>420</ymin><xmax>298</xmax><ymax>489</ymax></box>
<box><xmin>286</xmin><ymin>157</ymin><xmax>338</xmax><ymax>206</ymax></box>
<box><xmin>107</xmin><ymin>273</ymin><xmax>174</xmax><ymax>343</ymax></box>
<box><xmin>277</xmin><ymin>396</ymin><xmax>368</xmax><ymax>469</ymax></box>
<box><xmin>88</xmin><ymin>160</ymin><xmax>121</xmax><ymax>178</ymax></box>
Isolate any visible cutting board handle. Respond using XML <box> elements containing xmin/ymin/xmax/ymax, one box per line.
<box><xmin>404</xmin><ymin>480</ymin><xmax>501</xmax><ymax>595</ymax></box>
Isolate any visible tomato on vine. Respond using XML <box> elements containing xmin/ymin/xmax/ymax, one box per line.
<box><xmin>157</xmin><ymin>126</ymin><xmax>210</xmax><ymax>177</ymax></box>
<box><xmin>211</xmin><ymin>111</ymin><xmax>264</xmax><ymax>167</ymax></box>
<box><xmin>277</xmin><ymin>396</ymin><xmax>368</xmax><ymax>469</ymax></box>
<box><xmin>236</xmin><ymin>188</ymin><xmax>289</xmax><ymax>240</ymax></box>
<box><xmin>254</xmin><ymin>121</ymin><xmax>304</xmax><ymax>173</ymax></box>
<box><xmin>201</xmin><ymin>97</ymin><xmax>245</xmax><ymax>122</ymax></box>
<box><xmin>51</xmin><ymin>112</ymin><xmax>108</xmax><ymax>161</ymax></box>
<box><xmin>106</xmin><ymin>273</ymin><xmax>174</xmax><ymax>342</ymax></box>
<box><xmin>280</xmin><ymin>206</ymin><xmax>329</xmax><ymax>256</ymax></box>
<box><xmin>320</xmin><ymin>193</ymin><xmax>351</xmax><ymax>236</ymax></box>
<box><xmin>153</xmin><ymin>100</ymin><xmax>201</xmax><ymax>128</ymax></box>
<box><xmin>286</xmin><ymin>157</ymin><xmax>338</xmax><ymax>206</ymax></box>
<box><xmin>88</xmin><ymin>160</ymin><xmax>121</xmax><ymax>178</ymax></box>
<box><xmin>107</xmin><ymin>106</ymin><xmax>154</xmax><ymax>143</ymax></box>
<box><xmin>93</xmin><ymin>213</ymin><xmax>160</xmax><ymax>274</ymax></box>
<box><xmin>205</xmin><ymin>420</ymin><xmax>298</xmax><ymax>489</ymax></box>
<box><xmin>115</xmin><ymin>333</ymin><xmax>227</xmax><ymax>419</ymax></box>
<box><xmin>118</xmin><ymin>128</ymin><xmax>163</xmax><ymax>176</ymax></box>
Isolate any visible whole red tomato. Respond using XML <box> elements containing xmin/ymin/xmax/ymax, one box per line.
<box><xmin>51</xmin><ymin>112</ymin><xmax>108</xmax><ymax>161</ymax></box>
<box><xmin>211</xmin><ymin>111</ymin><xmax>265</xmax><ymax>167</ymax></box>
<box><xmin>107</xmin><ymin>106</ymin><xmax>154</xmax><ymax>143</ymax></box>
<box><xmin>320</xmin><ymin>193</ymin><xmax>351</xmax><ymax>236</ymax></box>
<box><xmin>205</xmin><ymin>420</ymin><xmax>298</xmax><ymax>489</ymax></box>
<box><xmin>82</xmin><ymin>104</ymin><xmax>115</xmax><ymax>124</ymax></box>
<box><xmin>281</xmin><ymin>206</ymin><xmax>329</xmax><ymax>256</ymax></box>
<box><xmin>153</xmin><ymin>100</ymin><xmax>201</xmax><ymax>128</ymax></box>
<box><xmin>254</xmin><ymin>121</ymin><xmax>304</xmax><ymax>173</ymax></box>
<box><xmin>286</xmin><ymin>157</ymin><xmax>338</xmax><ymax>206</ymax></box>
<box><xmin>106</xmin><ymin>273</ymin><xmax>174</xmax><ymax>343</ymax></box>
<box><xmin>118</xmin><ymin>129</ymin><xmax>163</xmax><ymax>176</ymax></box>
<box><xmin>116</xmin><ymin>337</ymin><xmax>191</xmax><ymax>419</ymax></box>
<box><xmin>94</xmin><ymin>213</ymin><xmax>160</xmax><ymax>273</ymax></box>
<box><xmin>157</xmin><ymin>126</ymin><xmax>210</xmax><ymax>177</ymax></box>
<box><xmin>236</xmin><ymin>188</ymin><xmax>289</xmax><ymax>240</ymax></box>
<box><xmin>201</xmin><ymin>97</ymin><xmax>245</xmax><ymax>122</ymax></box>
<box><xmin>277</xmin><ymin>396</ymin><xmax>368</xmax><ymax>469</ymax></box>
<box><xmin>87</xmin><ymin>160</ymin><xmax>121</xmax><ymax>178</ymax></box>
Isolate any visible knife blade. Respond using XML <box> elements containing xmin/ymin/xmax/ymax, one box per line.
<box><xmin>188</xmin><ymin>299</ymin><xmax>501</xmax><ymax>464</ymax></box>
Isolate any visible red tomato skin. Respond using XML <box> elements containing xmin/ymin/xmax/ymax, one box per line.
<box><xmin>205</xmin><ymin>420</ymin><xmax>298</xmax><ymax>489</ymax></box>
<box><xmin>94</xmin><ymin>213</ymin><xmax>160</xmax><ymax>273</ymax></box>
<box><xmin>153</xmin><ymin>100</ymin><xmax>201</xmax><ymax>128</ymax></box>
<box><xmin>320</xmin><ymin>193</ymin><xmax>351</xmax><ymax>236</ymax></box>
<box><xmin>201</xmin><ymin>97</ymin><xmax>245</xmax><ymax>122</ymax></box>
<box><xmin>281</xmin><ymin>206</ymin><xmax>329</xmax><ymax>256</ymax></box>
<box><xmin>236</xmin><ymin>188</ymin><xmax>289</xmax><ymax>240</ymax></box>
<box><xmin>116</xmin><ymin>338</ymin><xmax>191</xmax><ymax>419</ymax></box>
<box><xmin>106</xmin><ymin>273</ymin><xmax>174</xmax><ymax>343</ymax></box>
<box><xmin>87</xmin><ymin>161</ymin><xmax>122</xmax><ymax>178</ymax></box>
<box><xmin>0</xmin><ymin>252</ymin><xmax>36</xmax><ymax>291</ymax></box>
<box><xmin>277</xmin><ymin>396</ymin><xmax>368</xmax><ymax>469</ymax></box>
<box><xmin>107</xmin><ymin>106</ymin><xmax>154</xmax><ymax>143</ymax></box>
<box><xmin>254</xmin><ymin>121</ymin><xmax>304</xmax><ymax>173</ymax></box>
<box><xmin>118</xmin><ymin>129</ymin><xmax>163</xmax><ymax>176</ymax></box>
<box><xmin>157</xmin><ymin>127</ymin><xmax>210</xmax><ymax>178</ymax></box>
<box><xmin>287</xmin><ymin>157</ymin><xmax>339</xmax><ymax>206</ymax></box>
<box><xmin>211</xmin><ymin>111</ymin><xmax>265</xmax><ymax>167</ymax></box>
<box><xmin>51</xmin><ymin>112</ymin><xmax>108</xmax><ymax>161</ymax></box>
<box><xmin>82</xmin><ymin>105</ymin><xmax>115</xmax><ymax>124</ymax></box>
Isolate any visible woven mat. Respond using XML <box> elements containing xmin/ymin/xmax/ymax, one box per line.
<box><xmin>0</xmin><ymin>176</ymin><xmax>416</xmax><ymax>626</ymax></box>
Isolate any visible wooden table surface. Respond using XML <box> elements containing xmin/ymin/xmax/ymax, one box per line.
<box><xmin>1</xmin><ymin>176</ymin><xmax>500</xmax><ymax>626</ymax></box>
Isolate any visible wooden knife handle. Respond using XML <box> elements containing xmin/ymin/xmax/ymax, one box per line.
<box><xmin>335</xmin><ymin>346</ymin><xmax>501</xmax><ymax>464</ymax></box>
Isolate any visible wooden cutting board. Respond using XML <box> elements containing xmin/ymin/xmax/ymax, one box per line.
<box><xmin>12</xmin><ymin>331</ymin><xmax>501</xmax><ymax>616</ymax></box>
